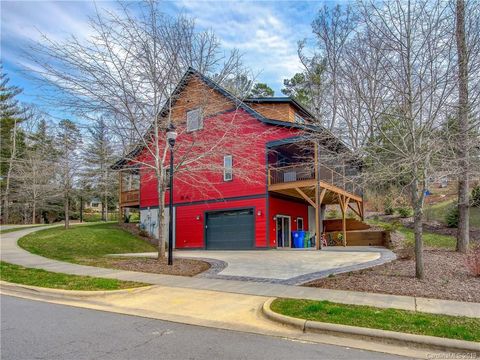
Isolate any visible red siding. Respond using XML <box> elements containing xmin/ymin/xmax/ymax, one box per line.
<box><xmin>268</xmin><ymin>196</ymin><xmax>309</xmax><ymax>247</ymax></box>
<box><xmin>139</xmin><ymin>108</ymin><xmax>301</xmax><ymax>208</ymax></box>
<box><xmin>175</xmin><ymin>197</ymin><xmax>267</xmax><ymax>248</ymax></box>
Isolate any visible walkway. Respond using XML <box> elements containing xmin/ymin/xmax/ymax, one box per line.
<box><xmin>1</xmin><ymin>227</ymin><xmax>479</xmax><ymax>318</ymax></box>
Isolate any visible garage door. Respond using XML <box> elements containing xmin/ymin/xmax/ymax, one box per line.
<box><xmin>206</xmin><ymin>209</ymin><xmax>254</xmax><ymax>250</ymax></box>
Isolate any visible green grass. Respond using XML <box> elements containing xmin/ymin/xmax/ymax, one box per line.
<box><xmin>425</xmin><ymin>200</ymin><xmax>480</xmax><ymax>228</ymax></box>
<box><xmin>0</xmin><ymin>225</ymin><xmax>49</xmax><ymax>234</ymax></box>
<box><xmin>271</xmin><ymin>298</ymin><xmax>480</xmax><ymax>342</ymax></box>
<box><xmin>18</xmin><ymin>223</ymin><xmax>156</xmax><ymax>265</ymax></box>
<box><xmin>0</xmin><ymin>261</ymin><xmax>145</xmax><ymax>290</ymax></box>
<box><xmin>368</xmin><ymin>219</ymin><xmax>456</xmax><ymax>249</ymax></box>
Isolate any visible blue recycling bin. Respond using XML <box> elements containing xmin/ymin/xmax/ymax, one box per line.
<box><xmin>292</xmin><ymin>231</ymin><xmax>306</xmax><ymax>248</ymax></box>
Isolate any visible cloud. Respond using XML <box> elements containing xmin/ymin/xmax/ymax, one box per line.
<box><xmin>167</xmin><ymin>0</ymin><xmax>317</xmax><ymax>92</ymax></box>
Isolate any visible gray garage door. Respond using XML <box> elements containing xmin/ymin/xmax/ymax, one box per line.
<box><xmin>206</xmin><ymin>209</ymin><xmax>254</xmax><ymax>250</ymax></box>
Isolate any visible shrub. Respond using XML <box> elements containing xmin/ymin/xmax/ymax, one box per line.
<box><xmin>379</xmin><ymin>220</ymin><xmax>401</xmax><ymax>233</ymax></box>
<box><xmin>472</xmin><ymin>185</ymin><xmax>480</xmax><ymax>207</ymax></box>
<box><xmin>465</xmin><ymin>243</ymin><xmax>480</xmax><ymax>277</ymax></box>
<box><xmin>384</xmin><ymin>198</ymin><xmax>395</xmax><ymax>215</ymax></box>
<box><xmin>397</xmin><ymin>206</ymin><xmax>413</xmax><ymax>218</ymax></box>
<box><xmin>445</xmin><ymin>205</ymin><xmax>459</xmax><ymax>228</ymax></box>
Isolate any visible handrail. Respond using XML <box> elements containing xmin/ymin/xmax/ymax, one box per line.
<box><xmin>269</xmin><ymin>163</ymin><xmax>362</xmax><ymax>197</ymax></box>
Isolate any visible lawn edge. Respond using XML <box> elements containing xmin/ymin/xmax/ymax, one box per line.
<box><xmin>262</xmin><ymin>298</ymin><xmax>480</xmax><ymax>354</ymax></box>
<box><xmin>0</xmin><ymin>280</ymin><xmax>153</xmax><ymax>298</ymax></box>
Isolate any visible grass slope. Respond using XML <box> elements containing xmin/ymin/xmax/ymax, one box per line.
<box><xmin>18</xmin><ymin>223</ymin><xmax>156</xmax><ymax>264</ymax></box>
<box><xmin>368</xmin><ymin>219</ymin><xmax>456</xmax><ymax>249</ymax></box>
<box><xmin>0</xmin><ymin>261</ymin><xmax>145</xmax><ymax>290</ymax></box>
<box><xmin>425</xmin><ymin>200</ymin><xmax>480</xmax><ymax>228</ymax></box>
<box><xmin>0</xmin><ymin>225</ymin><xmax>48</xmax><ymax>234</ymax></box>
<box><xmin>271</xmin><ymin>298</ymin><xmax>480</xmax><ymax>342</ymax></box>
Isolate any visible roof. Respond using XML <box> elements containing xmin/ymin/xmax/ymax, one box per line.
<box><xmin>112</xmin><ymin>67</ymin><xmax>349</xmax><ymax>170</ymax></box>
<box><xmin>245</xmin><ymin>96</ymin><xmax>316</xmax><ymax>120</ymax></box>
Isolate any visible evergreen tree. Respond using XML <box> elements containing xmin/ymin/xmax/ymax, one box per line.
<box><xmin>81</xmin><ymin>117</ymin><xmax>117</xmax><ymax>221</ymax></box>
<box><xmin>249</xmin><ymin>83</ymin><xmax>274</xmax><ymax>97</ymax></box>
<box><xmin>0</xmin><ymin>68</ymin><xmax>26</xmax><ymax>223</ymax></box>
<box><xmin>56</xmin><ymin>119</ymin><xmax>81</xmax><ymax>228</ymax></box>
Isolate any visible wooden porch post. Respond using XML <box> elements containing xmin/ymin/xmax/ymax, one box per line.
<box><xmin>314</xmin><ymin>141</ymin><xmax>321</xmax><ymax>250</ymax></box>
<box><xmin>118</xmin><ymin>171</ymin><xmax>123</xmax><ymax>223</ymax></box>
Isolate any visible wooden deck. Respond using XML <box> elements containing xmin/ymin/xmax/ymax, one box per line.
<box><xmin>268</xmin><ymin>162</ymin><xmax>364</xmax><ymax>249</ymax></box>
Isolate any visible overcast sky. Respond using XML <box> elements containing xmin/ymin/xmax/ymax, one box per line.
<box><xmin>1</xmin><ymin>0</ymin><xmax>324</xmax><ymax>117</ymax></box>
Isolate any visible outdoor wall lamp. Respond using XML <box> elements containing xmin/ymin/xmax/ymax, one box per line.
<box><xmin>257</xmin><ymin>210</ymin><xmax>262</xmax><ymax>216</ymax></box>
<box><xmin>196</xmin><ymin>215</ymin><xmax>201</xmax><ymax>220</ymax></box>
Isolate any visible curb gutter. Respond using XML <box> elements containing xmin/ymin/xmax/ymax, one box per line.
<box><xmin>0</xmin><ymin>280</ymin><xmax>154</xmax><ymax>299</ymax></box>
<box><xmin>262</xmin><ymin>298</ymin><xmax>480</xmax><ymax>354</ymax></box>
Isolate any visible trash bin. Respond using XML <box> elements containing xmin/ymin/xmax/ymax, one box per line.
<box><xmin>292</xmin><ymin>231</ymin><xmax>306</xmax><ymax>248</ymax></box>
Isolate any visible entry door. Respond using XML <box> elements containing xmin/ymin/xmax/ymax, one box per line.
<box><xmin>276</xmin><ymin>215</ymin><xmax>291</xmax><ymax>248</ymax></box>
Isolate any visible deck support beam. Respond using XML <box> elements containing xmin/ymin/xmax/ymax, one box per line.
<box><xmin>338</xmin><ymin>194</ymin><xmax>350</xmax><ymax>247</ymax></box>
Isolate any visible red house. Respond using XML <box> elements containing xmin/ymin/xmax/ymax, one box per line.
<box><xmin>114</xmin><ymin>68</ymin><xmax>365</xmax><ymax>250</ymax></box>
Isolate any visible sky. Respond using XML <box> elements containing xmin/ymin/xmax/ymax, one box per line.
<box><xmin>1</xmin><ymin>0</ymin><xmax>324</xmax><ymax>117</ymax></box>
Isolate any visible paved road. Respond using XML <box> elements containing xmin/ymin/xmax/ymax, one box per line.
<box><xmin>1</xmin><ymin>296</ymin><xmax>408</xmax><ymax>360</ymax></box>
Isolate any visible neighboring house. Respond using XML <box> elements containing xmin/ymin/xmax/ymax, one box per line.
<box><xmin>85</xmin><ymin>197</ymin><xmax>103</xmax><ymax>213</ymax></box>
<box><xmin>113</xmin><ymin>68</ymin><xmax>364</xmax><ymax>250</ymax></box>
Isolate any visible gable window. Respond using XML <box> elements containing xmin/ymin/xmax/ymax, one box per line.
<box><xmin>224</xmin><ymin>155</ymin><xmax>233</xmax><ymax>181</ymax></box>
<box><xmin>187</xmin><ymin>108</ymin><xmax>203</xmax><ymax>131</ymax></box>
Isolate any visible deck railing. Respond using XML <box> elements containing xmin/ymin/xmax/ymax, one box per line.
<box><xmin>268</xmin><ymin>163</ymin><xmax>363</xmax><ymax>197</ymax></box>
<box><xmin>120</xmin><ymin>190</ymin><xmax>140</xmax><ymax>205</ymax></box>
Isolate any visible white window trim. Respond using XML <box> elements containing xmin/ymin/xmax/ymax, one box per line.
<box><xmin>186</xmin><ymin>108</ymin><xmax>203</xmax><ymax>132</ymax></box>
<box><xmin>223</xmin><ymin>155</ymin><xmax>233</xmax><ymax>182</ymax></box>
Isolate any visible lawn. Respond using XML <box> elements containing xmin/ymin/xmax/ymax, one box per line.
<box><xmin>425</xmin><ymin>200</ymin><xmax>480</xmax><ymax>228</ymax></box>
<box><xmin>18</xmin><ymin>223</ymin><xmax>156</xmax><ymax>264</ymax></box>
<box><xmin>17</xmin><ymin>223</ymin><xmax>209</xmax><ymax>276</ymax></box>
<box><xmin>271</xmin><ymin>298</ymin><xmax>480</xmax><ymax>342</ymax></box>
<box><xmin>368</xmin><ymin>219</ymin><xmax>456</xmax><ymax>249</ymax></box>
<box><xmin>0</xmin><ymin>261</ymin><xmax>145</xmax><ymax>290</ymax></box>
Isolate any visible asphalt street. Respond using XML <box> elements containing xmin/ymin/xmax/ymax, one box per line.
<box><xmin>1</xmin><ymin>295</ymin><xmax>409</xmax><ymax>360</ymax></box>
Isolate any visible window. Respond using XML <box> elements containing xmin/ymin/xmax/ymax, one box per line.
<box><xmin>187</xmin><ymin>108</ymin><xmax>203</xmax><ymax>131</ymax></box>
<box><xmin>294</xmin><ymin>113</ymin><xmax>305</xmax><ymax>124</ymax></box>
<box><xmin>224</xmin><ymin>155</ymin><xmax>233</xmax><ymax>181</ymax></box>
<box><xmin>297</xmin><ymin>217</ymin><xmax>304</xmax><ymax>231</ymax></box>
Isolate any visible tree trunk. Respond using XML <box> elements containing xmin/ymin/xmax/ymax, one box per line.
<box><xmin>3</xmin><ymin>118</ymin><xmax>18</xmax><ymax>224</ymax></box>
<box><xmin>32</xmin><ymin>200</ymin><xmax>36</xmax><ymax>225</ymax></box>
<box><xmin>64</xmin><ymin>194</ymin><xmax>70</xmax><ymax>229</ymax></box>
<box><xmin>456</xmin><ymin>0</ymin><xmax>470</xmax><ymax>253</ymax></box>
<box><xmin>412</xmin><ymin>179</ymin><xmax>424</xmax><ymax>279</ymax></box>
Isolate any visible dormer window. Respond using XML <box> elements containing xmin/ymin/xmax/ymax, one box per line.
<box><xmin>187</xmin><ymin>108</ymin><xmax>203</xmax><ymax>131</ymax></box>
<box><xmin>294</xmin><ymin>112</ymin><xmax>305</xmax><ymax>124</ymax></box>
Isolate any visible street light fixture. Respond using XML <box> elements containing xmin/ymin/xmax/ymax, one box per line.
<box><xmin>166</xmin><ymin>124</ymin><xmax>177</xmax><ymax>266</ymax></box>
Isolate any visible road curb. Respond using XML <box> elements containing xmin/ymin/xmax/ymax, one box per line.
<box><xmin>0</xmin><ymin>280</ymin><xmax>154</xmax><ymax>299</ymax></box>
<box><xmin>261</xmin><ymin>298</ymin><xmax>480</xmax><ymax>354</ymax></box>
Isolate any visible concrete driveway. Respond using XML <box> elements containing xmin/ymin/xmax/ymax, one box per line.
<box><xmin>115</xmin><ymin>247</ymin><xmax>395</xmax><ymax>285</ymax></box>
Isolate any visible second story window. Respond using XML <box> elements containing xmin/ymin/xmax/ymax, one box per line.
<box><xmin>224</xmin><ymin>155</ymin><xmax>233</xmax><ymax>181</ymax></box>
<box><xmin>187</xmin><ymin>108</ymin><xmax>203</xmax><ymax>132</ymax></box>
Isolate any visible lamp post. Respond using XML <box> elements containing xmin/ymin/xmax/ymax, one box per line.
<box><xmin>166</xmin><ymin>124</ymin><xmax>177</xmax><ymax>266</ymax></box>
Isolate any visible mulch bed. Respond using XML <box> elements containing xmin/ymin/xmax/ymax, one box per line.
<box><xmin>99</xmin><ymin>257</ymin><xmax>211</xmax><ymax>277</ymax></box>
<box><xmin>304</xmin><ymin>249</ymin><xmax>480</xmax><ymax>302</ymax></box>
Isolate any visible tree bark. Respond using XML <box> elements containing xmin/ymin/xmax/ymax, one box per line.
<box><xmin>412</xmin><ymin>179</ymin><xmax>424</xmax><ymax>279</ymax></box>
<box><xmin>456</xmin><ymin>0</ymin><xmax>470</xmax><ymax>253</ymax></box>
<box><xmin>64</xmin><ymin>194</ymin><xmax>70</xmax><ymax>229</ymax></box>
<box><xmin>3</xmin><ymin>118</ymin><xmax>18</xmax><ymax>224</ymax></box>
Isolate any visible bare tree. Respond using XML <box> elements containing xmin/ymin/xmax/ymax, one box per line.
<box><xmin>357</xmin><ymin>0</ymin><xmax>456</xmax><ymax>279</ymax></box>
<box><xmin>27</xmin><ymin>2</ymin><xmax>263</xmax><ymax>260</ymax></box>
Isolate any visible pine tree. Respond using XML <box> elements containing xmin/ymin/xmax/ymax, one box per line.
<box><xmin>56</xmin><ymin>119</ymin><xmax>81</xmax><ymax>228</ymax></box>
<box><xmin>249</xmin><ymin>83</ymin><xmax>274</xmax><ymax>97</ymax></box>
<box><xmin>0</xmin><ymin>69</ymin><xmax>26</xmax><ymax>223</ymax></box>
<box><xmin>82</xmin><ymin>117</ymin><xmax>117</xmax><ymax>221</ymax></box>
